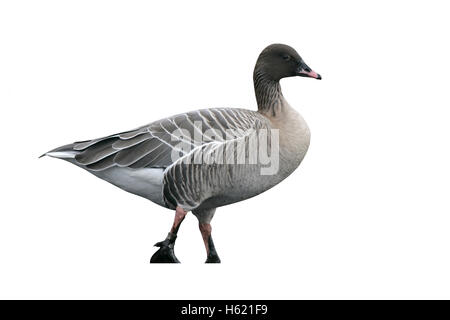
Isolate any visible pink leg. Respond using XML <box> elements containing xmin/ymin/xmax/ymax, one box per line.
<box><xmin>199</xmin><ymin>223</ymin><xmax>212</xmax><ymax>254</ymax></box>
<box><xmin>170</xmin><ymin>206</ymin><xmax>187</xmax><ymax>236</ymax></box>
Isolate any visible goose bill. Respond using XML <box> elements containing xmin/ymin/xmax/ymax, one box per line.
<box><xmin>297</xmin><ymin>69</ymin><xmax>322</xmax><ymax>80</ymax></box>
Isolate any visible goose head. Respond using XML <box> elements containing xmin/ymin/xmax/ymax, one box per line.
<box><xmin>254</xmin><ymin>43</ymin><xmax>321</xmax><ymax>81</ymax></box>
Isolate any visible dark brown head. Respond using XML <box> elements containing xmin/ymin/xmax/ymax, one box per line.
<box><xmin>254</xmin><ymin>44</ymin><xmax>321</xmax><ymax>81</ymax></box>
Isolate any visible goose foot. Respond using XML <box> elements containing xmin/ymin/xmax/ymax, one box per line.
<box><xmin>150</xmin><ymin>208</ymin><xmax>187</xmax><ymax>263</ymax></box>
<box><xmin>150</xmin><ymin>236</ymin><xmax>180</xmax><ymax>263</ymax></box>
<box><xmin>205</xmin><ymin>253</ymin><xmax>221</xmax><ymax>263</ymax></box>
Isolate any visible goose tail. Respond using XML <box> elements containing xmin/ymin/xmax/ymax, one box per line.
<box><xmin>40</xmin><ymin>143</ymin><xmax>79</xmax><ymax>159</ymax></box>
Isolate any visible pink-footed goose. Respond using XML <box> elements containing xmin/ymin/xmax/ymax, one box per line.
<box><xmin>42</xmin><ymin>44</ymin><xmax>321</xmax><ymax>263</ymax></box>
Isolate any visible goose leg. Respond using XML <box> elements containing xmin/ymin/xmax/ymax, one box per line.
<box><xmin>150</xmin><ymin>206</ymin><xmax>187</xmax><ymax>263</ymax></box>
<box><xmin>193</xmin><ymin>208</ymin><xmax>221</xmax><ymax>263</ymax></box>
<box><xmin>199</xmin><ymin>223</ymin><xmax>221</xmax><ymax>263</ymax></box>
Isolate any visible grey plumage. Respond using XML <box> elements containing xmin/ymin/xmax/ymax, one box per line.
<box><xmin>44</xmin><ymin>108</ymin><xmax>274</xmax><ymax>209</ymax></box>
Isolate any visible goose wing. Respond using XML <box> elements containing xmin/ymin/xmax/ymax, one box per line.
<box><xmin>72</xmin><ymin>108</ymin><xmax>269</xmax><ymax>171</ymax></box>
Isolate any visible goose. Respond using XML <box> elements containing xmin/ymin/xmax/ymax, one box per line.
<box><xmin>42</xmin><ymin>44</ymin><xmax>321</xmax><ymax>263</ymax></box>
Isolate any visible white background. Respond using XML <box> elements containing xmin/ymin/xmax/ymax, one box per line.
<box><xmin>1</xmin><ymin>0</ymin><xmax>449</xmax><ymax>299</ymax></box>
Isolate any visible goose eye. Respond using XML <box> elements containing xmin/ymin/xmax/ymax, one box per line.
<box><xmin>282</xmin><ymin>55</ymin><xmax>291</xmax><ymax>61</ymax></box>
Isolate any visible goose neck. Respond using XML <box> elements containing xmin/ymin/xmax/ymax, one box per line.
<box><xmin>253</xmin><ymin>71</ymin><xmax>285</xmax><ymax>117</ymax></box>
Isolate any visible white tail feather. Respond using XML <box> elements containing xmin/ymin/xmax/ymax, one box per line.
<box><xmin>45</xmin><ymin>151</ymin><xmax>77</xmax><ymax>159</ymax></box>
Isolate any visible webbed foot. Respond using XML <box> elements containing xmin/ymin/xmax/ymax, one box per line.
<box><xmin>150</xmin><ymin>236</ymin><xmax>180</xmax><ymax>263</ymax></box>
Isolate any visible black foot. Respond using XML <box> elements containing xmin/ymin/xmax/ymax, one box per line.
<box><xmin>205</xmin><ymin>254</ymin><xmax>221</xmax><ymax>263</ymax></box>
<box><xmin>150</xmin><ymin>237</ymin><xmax>180</xmax><ymax>263</ymax></box>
